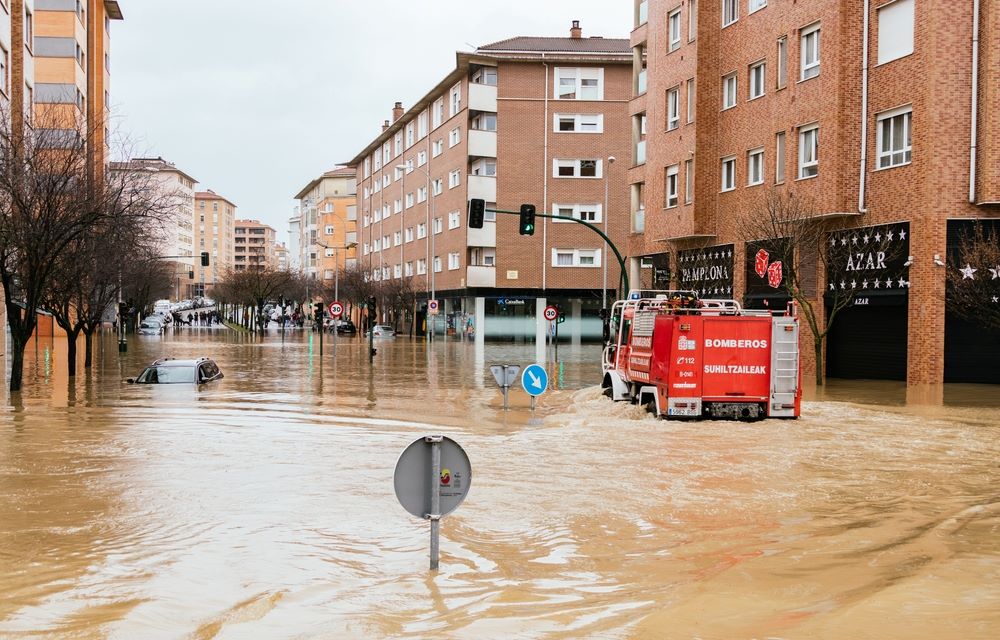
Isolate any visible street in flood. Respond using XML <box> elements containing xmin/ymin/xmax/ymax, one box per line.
<box><xmin>1</xmin><ymin>329</ymin><xmax>999</xmax><ymax>638</ymax></box>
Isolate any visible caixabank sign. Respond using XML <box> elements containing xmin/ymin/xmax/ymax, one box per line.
<box><xmin>677</xmin><ymin>244</ymin><xmax>734</xmax><ymax>297</ymax></box>
<box><xmin>824</xmin><ymin>221</ymin><xmax>910</xmax><ymax>381</ymax></box>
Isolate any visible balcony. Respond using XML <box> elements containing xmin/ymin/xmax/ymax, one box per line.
<box><xmin>633</xmin><ymin>207</ymin><xmax>645</xmax><ymax>234</ymax></box>
<box><xmin>469</xmin><ymin>83</ymin><xmax>497</xmax><ymax>112</ymax></box>
<box><xmin>467</xmin><ymin>175</ymin><xmax>496</xmax><ymax>202</ymax></box>
<box><xmin>468</xmin><ymin>129</ymin><xmax>497</xmax><ymax>158</ymax></box>
<box><xmin>635</xmin><ymin>140</ymin><xmax>646</xmax><ymax>166</ymax></box>
<box><xmin>468</xmin><ymin>221</ymin><xmax>496</xmax><ymax>248</ymax></box>
<box><xmin>466</xmin><ymin>265</ymin><xmax>496</xmax><ymax>288</ymax></box>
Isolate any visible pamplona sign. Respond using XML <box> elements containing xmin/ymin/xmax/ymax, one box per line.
<box><xmin>826</xmin><ymin>222</ymin><xmax>910</xmax><ymax>305</ymax></box>
<box><xmin>678</xmin><ymin>244</ymin><xmax>734</xmax><ymax>297</ymax></box>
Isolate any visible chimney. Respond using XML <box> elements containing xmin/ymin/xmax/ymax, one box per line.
<box><xmin>382</xmin><ymin>119</ymin><xmax>390</xmax><ymax>132</ymax></box>
<box><xmin>392</xmin><ymin>101</ymin><xmax>404</xmax><ymax>122</ymax></box>
<box><xmin>570</xmin><ymin>20</ymin><xmax>582</xmax><ymax>39</ymax></box>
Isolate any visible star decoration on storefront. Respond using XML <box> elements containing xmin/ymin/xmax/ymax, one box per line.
<box><xmin>862</xmin><ymin>233</ymin><xmax>870</xmax><ymax>243</ymax></box>
<box><xmin>960</xmin><ymin>264</ymin><xmax>977</xmax><ymax>279</ymax></box>
<box><xmin>993</xmin><ymin>296</ymin><xmax>999</xmax><ymax>303</ymax></box>
<box><xmin>862</xmin><ymin>279</ymin><xmax>869</xmax><ymax>289</ymax></box>
<box><xmin>850</xmin><ymin>279</ymin><xmax>857</xmax><ymax>288</ymax></box>
<box><xmin>873</xmin><ymin>279</ymin><xmax>880</xmax><ymax>289</ymax></box>
<box><xmin>898</xmin><ymin>228</ymin><xmax>906</xmax><ymax>240</ymax></box>
<box><xmin>898</xmin><ymin>278</ymin><xmax>910</xmax><ymax>288</ymax></box>
<box><xmin>885</xmin><ymin>278</ymin><xmax>893</xmax><ymax>288</ymax></box>
<box><xmin>874</xmin><ymin>232</ymin><xmax>882</xmax><ymax>242</ymax></box>
<box><xmin>990</xmin><ymin>265</ymin><xmax>1000</xmax><ymax>280</ymax></box>
<box><xmin>840</xmin><ymin>280</ymin><xmax>846</xmax><ymax>289</ymax></box>
<box><xmin>887</xmin><ymin>230</ymin><xmax>895</xmax><ymax>241</ymax></box>
<box><xmin>852</xmin><ymin>235</ymin><xmax>858</xmax><ymax>245</ymax></box>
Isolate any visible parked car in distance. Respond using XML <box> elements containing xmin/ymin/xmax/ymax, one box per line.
<box><xmin>368</xmin><ymin>324</ymin><xmax>396</xmax><ymax>338</ymax></box>
<box><xmin>127</xmin><ymin>357</ymin><xmax>224</xmax><ymax>384</ymax></box>
<box><xmin>138</xmin><ymin>318</ymin><xmax>165</xmax><ymax>335</ymax></box>
<box><xmin>335</xmin><ymin>319</ymin><xmax>357</xmax><ymax>335</ymax></box>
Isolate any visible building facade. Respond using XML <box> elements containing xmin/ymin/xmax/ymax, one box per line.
<box><xmin>233</xmin><ymin>219</ymin><xmax>278</xmax><ymax>272</ymax></box>
<box><xmin>193</xmin><ymin>190</ymin><xmax>236</xmax><ymax>296</ymax></box>
<box><xmin>348</xmin><ymin>22</ymin><xmax>632</xmax><ymax>338</ymax></box>
<box><xmin>292</xmin><ymin>166</ymin><xmax>358</xmax><ymax>290</ymax></box>
<box><xmin>630</xmin><ymin>0</ymin><xmax>1000</xmax><ymax>385</ymax></box>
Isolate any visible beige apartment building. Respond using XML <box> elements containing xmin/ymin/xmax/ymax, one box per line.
<box><xmin>348</xmin><ymin>21</ymin><xmax>631</xmax><ymax>338</ymax></box>
<box><xmin>193</xmin><ymin>190</ymin><xmax>236</xmax><ymax>296</ymax></box>
<box><xmin>233</xmin><ymin>220</ymin><xmax>277</xmax><ymax>272</ymax></box>
<box><xmin>293</xmin><ymin>166</ymin><xmax>358</xmax><ymax>290</ymax></box>
<box><xmin>630</xmin><ymin>0</ymin><xmax>1000</xmax><ymax>385</ymax></box>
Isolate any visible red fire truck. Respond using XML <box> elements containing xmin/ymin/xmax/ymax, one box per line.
<box><xmin>601</xmin><ymin>291</ymin><xmax>801</xmax><ymax>420</ymax></box>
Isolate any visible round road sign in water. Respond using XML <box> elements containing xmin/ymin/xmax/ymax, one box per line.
<box><xmin>393</xmin><ymin>436</ymin><xmax>471</xmax><ymax>519</ymax></box>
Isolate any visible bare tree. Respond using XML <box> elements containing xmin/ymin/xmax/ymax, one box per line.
<box><xmin>947</xmin><ymin>222</ymin><xmax>1000</xmax><ymax>330</ymax></box>
<box><xmin>380</xmin><ymin>277</ymin><xmax>416</xmax><ymax>334</ymax></box>
<box><xmin>215</xmin><ymin>266</ymin><xmax>297</xmax><ymax>333</ymax></box>
<box><xmin>736</xmin><ymin>191</ymin><xmax>904</xmax><ymax>384</ymax></box>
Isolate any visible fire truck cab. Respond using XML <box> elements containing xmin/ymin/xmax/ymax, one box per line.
<box><xmin>601</xmin><ymin>290</ymin><xmax>801</xmax><ymax>420</ymax></box>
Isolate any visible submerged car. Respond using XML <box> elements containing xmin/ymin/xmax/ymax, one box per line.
<box><xmin>335</xmin><ymin>319</ymin><xmax>357</xmax><ymax>335</ymax></box>
<box><xmin>368</xmin><ymin>324</ymin><xmax>396</xmax><ymax>338</ymax></box>
<box><xmin>138</xmin><ymin>318</ymin><xmax>165</xmax><ymax>335</ymax></box>
<box><xmin>128</xmin><ymin>357</ymin><xmax>224</xmax><ymax>384</ymax></box>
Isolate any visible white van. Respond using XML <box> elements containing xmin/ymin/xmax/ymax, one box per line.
<box><xmin>154</xmin><ymin>299</ymin><xmax>172</xmax><ymax>315</ymax></box>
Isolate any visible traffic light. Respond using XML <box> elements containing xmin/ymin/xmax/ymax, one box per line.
<box><xmin>118</xmin><ymin>301</ymin><xmax>128</xmax><ymax>317</ymax></box>
<box><xmin>314</xmin><ymin>302</ymin><xmax>324</xmax><ymax>318</ymax></box>
<box><xmin>367</xmin><ymin>296</ymin><xmax>376</xmax><ymax>310</ymax></box>
<box><xmin>200</xmin><ymin>251</ymin><xmax>210</xmax><ymax>267</ymax></box>
<box><xmin>519</xmin><ymin>204</ymin><xmax>536</xmax><ymax>236</ymax></box>
<box><xmin>188</xmin><ymin>270</ymin><xmax>195</xmax><ymax>279</ymax></box>
<box><xmin>468</xmin><ymin>198</ymin><xmax>485</xmax><ymax>229</ymax></box>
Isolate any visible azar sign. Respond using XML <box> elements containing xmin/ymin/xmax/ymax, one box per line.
<box><xmin>826</xmin><ymin>222</ymin><xmax>910</xmax><ymax>302</ymax></box>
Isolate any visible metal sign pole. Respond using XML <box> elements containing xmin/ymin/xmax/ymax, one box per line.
<box><xmin>426</xmin><ymin>435</ymin><xmax>442</xmax><ymax>571</ymax></box>
<box><xmin>502</xmin><ymin>383</ymin><xmax>509</xmax><ymax>410</ymax></box>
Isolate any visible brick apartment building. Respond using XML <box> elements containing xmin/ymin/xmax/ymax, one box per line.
<box><xmin>234</xmin><ymin>220</ymin><xmax>278</xmax><ymax>272</ymax></box>
<box><xmin>193</xmin><ymin>190</ymin><xmax>236</xmax><ymax>297</ymax></box>
<box><xmin>630</xmin><ymin>0</ymin><xmax>999</xmax><ymax>385</ymax></box>
<box><xmin>292</xmin><ymin>166</ymin><xmax>358</xmax><ymax>289</ymax></box>
<box><xmin>347</xmin><ymin>22</ymin><xmax>632</xmax><ymax>338</ymax></box>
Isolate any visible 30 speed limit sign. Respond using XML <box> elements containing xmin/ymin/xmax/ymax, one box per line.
<box><xmin>328</xmin><ymin>301</ymin><xmax>344</xmax><ymax>318</ymax></box>
<box><xmin>543</xmin><ymin>305</ymin><xmax>558</xmax><ymax>321</ymax></box>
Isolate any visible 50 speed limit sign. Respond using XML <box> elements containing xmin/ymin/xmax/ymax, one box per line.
<box><xmin>328</xmin><ymin>301</ymin><xmax>344</xmax><ymax>318</ymax></box>
<box><xmin>543</xmin><ymin>305</ymin><xmax>558</xmax><ymax>321</ymax></box>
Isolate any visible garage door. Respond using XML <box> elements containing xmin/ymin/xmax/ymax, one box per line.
<box><xmin>945</xmin><ymin>313</ymin><xmax>1000</xmax><ymax>383</ymax></box>
<box><xmin>826</xmin><ymin>304</ymin><xmax>908</xmax><ymax>381</ymax></box>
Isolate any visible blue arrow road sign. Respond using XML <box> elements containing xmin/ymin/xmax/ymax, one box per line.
<box><xmin>521</xmin><ymin>363</ymin><xmax>549</xmax><ymax>397</ymax></box>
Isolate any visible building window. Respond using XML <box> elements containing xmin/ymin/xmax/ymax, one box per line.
<box><xmin>405</xmin><ymin>193</ymin><xmax>414</xmax><ymax>208</ymax></box>
<box><xmin>876</xmin><ymin>106</ymin><xmax>912</xmax><ymax>169</ymax></box>
<box><xmin>405</xmin><ymin>123</ymin><xmax>415</xmax><ymax>148</ymax></box>
<box><xmin>668</xmin><ymin>9</ymin><xmax>681</xmax><ymax>51</ymax></box>
<box><xmin>552</xmin><ymin>203</ymin><xmax>602</xmax><ymax>223</ymax></box>
<box><xmin>325</xmin><ymin>225</ymin><xmax>335</xmax><ymax>235</ymax></box>
<box><xmin>553</xmin><ymin>158</ymin><xmax>601</xmax><ymax>178</ymax></box>
<box><xmin>554</xmin><ymin>113</ymin><xmax>603</xmax><ymax>132</ymax></box>
<box><xmin>800</xmin><ymin>23</ymin><xmax>821</xmax><ymax>80</ymax></box>
<box><xmin>471</xmin><ymin>112</ymin><xmax>496</xmax><ymax>131</ymax></box>
<box><xmin>394</xmin><ymin>133</ymin><xmax>402</xmax><ymax>156</ymax></box>
<box><xmin>432</xmin><ymin>139</ymin><xmax>443</xmax><ymax>157</ymax></box>
<box><xmin>878</xmin><ymin>0</ymin><xmax>914</xmax><ymax>64</ymax></box>
<box><xmin>747</xmin><ymin>148</ymin><xmax>764</xmax><ymax>185</ymax></box>
<box><xmin>775</xmin><ymin>131</ymin><xmax>786</xmax><ymax>183</ymax></box>
<box><xmin>684</xmin><ymin>159</ymin><xmax>694</xmax><ymax>203</ymax></box>
<box><xmin>472</xmin><ymin>66</ymin><xmax>498</xmax><ymax>85</ymax></box>
<box><xmin>432</xmin><ymin>178</ymin><xmax>443</xmax><ymax>196</ymax></box>
<box><xmin>418</xmin><ymin>111</ymin><xmax>428</xmax><ymax>138</ymax></box>
<box><xmin>448</xmin><ymin>169</ymin><xmax>461</xmax><ymax>188</ymax></box>
<box><xmin>448</xmin><ymin>211</ymin><xmax>460</xmax><ymax>229</ymax></box>
<box><xmin>449</xmin><ymin>127</ymin><xmax>461</xmax><ymax>147</ymax></box>
<box><xmin>417</xmin><ymin>186</ymin><xmax>427</xmax><ymax>203</ymax></box>
<box><xmin>417</xmin><ymin>150</ymin><xmax>427</xmax><ymax>166</ymax></box>
<box><xmin>417</xmin><ymin>259</ymin><xmax>427</xmax><ymax>275</ymax></box>
<box><xmin>471</xmin><ymin>158</ymin><xmax>496</xmax><ymax>176</ymax></box>
<box><xmin>433</xmin><ymin>217</ymin><xmax>442</xmax><ymax>234</ymax></box>
<box><xmin>749</xmin><ymin>61</ymin><xmax>765</xmax><ymax>99</ymax></box>
<box><xmin>722</xmin><ymin>73</ymin><xmax>737</xmax><ymax>109</ymax></box>
<box><xmin>433</xmin><ymin>256</ymin><xmax>442</xmax><ymax>273</ymax></box>
<box><xmin>393</xmin><ymin>231</ymin><xmax>401</xmax><ymax>246</ymax></box>
<box><xmin>667</xmin><ymin>87</ymin><xmax>680</xmax><ymax>130</ymax></box>
<box><xmin>749</xmin><ymin>0</ymin><xmax>766</xmax><ymax>13</ymax></box>
<box><xmin>450</xmin><ymin>83</ymin><xmax>461</xmax><ymax>116</ymax></box>
<box><xmin>405</xmin><ymin>227</ymin><xmax>414</xmax><ymax>242</ymax></box>
<box><xmin>0</xmin><ymin>45</ymin><xmax>8</xmax><ymax>96</ymax></box>
<box><xmin>555</xmin><ymin>67</ymin><xmax>603</xmax><ymax>100</ymax></box>
<box><xmin>689</xmin><ymin>0</ymin><xmax>698</xmax><ymax>40</ymax></box>
<box><xmin>798</xmin><ymin>124</ymin><xmax>819</xmax><ymax>178</ymax></box>
<box><xmin>552</xmin><ymin>248</ymin><xmax>601</xmax><ymax>268</ymax></box>
<box><xmin>722</xmin><ymin>0</ymin><xmax>738</xmax><ymax>27</ymax></box>
<box><xmin>448</xmin><ymin>253</ymin><xmax>460</xmax><ymax>270</ymax></box>
<box><xmin>665</xmin><ymin>164</ymin><xmax>679</xmax><ymax>207</ymax></box>
<box><xmin>24</xmin><ymin>8</ymin><xmax>33</xmax><ymax>52</ymax></box>
<box><xmin>776</xmin><ymin>37</ymin><xmax>788</xmax><ymax>89</ymax></box>
<box><xmin>686</xmin><ymin>78</ymin><xmax>695</xmax><ymax>122</ymax></box>
<box><xmin>405</xmin><ymin>262</ymin><xmax>414</xmax><ymax>277</ymax></box>
<box><xmin>432</xmin><ymin>98</ymin><xmax>444</xmax><ymax>129</ymax></box>
<box><xmin>394</xmin><ymin>198</ymin><xmax>402</xmax><ymax>213</ymax></box>
<box><xmin>721</xmin><ymin>156</ymin><xmax>736</xmax><ymax>191</ymax></box>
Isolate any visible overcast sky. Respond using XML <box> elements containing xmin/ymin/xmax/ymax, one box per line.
<box><xmin>112</xmin><ymin>0</ymin><xmax>632</xmax><ymax>244</ymax></box>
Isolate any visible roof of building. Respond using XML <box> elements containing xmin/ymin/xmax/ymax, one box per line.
<box><xmin>195</xmin><ymin>190</ymin><xmax>237</xmax><ymax>207</ymax></box>
<box><xmin>477</xmin><ymin>35</ymin><xmax>630</xmax><ymax>54</ymax></box>
<box><xmin>293</xmin><ymin>166</ymin><xmax>356</xmax><ymax>200</ymax></box>
<box><xmin>109</xmin><ymin>156</ymin><xmax>198</xmax><ymax>185</ymax></box>
<box><xmin>234</xmin><ymin>219</ymin><xmax>276</xmax><ymax>231</ymax></box>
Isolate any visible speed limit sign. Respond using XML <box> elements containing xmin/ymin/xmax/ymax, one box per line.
<box><xmin>543</xmin><ymin>305</ymin><xmax>558</xmax><ymax>321</ymax></box>
<box><xmin>328</xmin><ymin>300</ymin><xmax>344</xmax><ymax>318</ymax></box>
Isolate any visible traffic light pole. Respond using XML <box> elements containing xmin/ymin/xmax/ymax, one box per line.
<box><xmin>487</xmin><ymin>207</ymin><xmax>630</xmax><ymax>297</ymax></box>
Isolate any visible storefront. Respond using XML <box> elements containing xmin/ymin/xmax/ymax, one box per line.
<box><xmin>744</xmin><ymin>238</ymin><xmax>791</xmax><ymax>311</ymax></box>
<box><xmin>824</xmin><ymin>222</ymin><xmax>910</xmax><ymax>381</ymax></box>
<box><xmin>677</xmin><ymin>244</ymin><xmax>734</xmax><ymax>298</ymax></box>
<box><xmin>944</xmin><ymin>219</ymin><xmax>1000</xmax><ymax>383</ymax></box>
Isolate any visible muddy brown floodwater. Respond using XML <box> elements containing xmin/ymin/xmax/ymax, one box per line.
<box><xmin>1</xmin><ymin>327</ymin><xmax>999</xmax><ymax>639</ymax></box>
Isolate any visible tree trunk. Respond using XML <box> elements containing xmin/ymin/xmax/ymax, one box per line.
<box><xmin>814</xmin><ymin>338</ymin><xmax>825</xmax><ymax>386</ymax></box>
<box><xmin>8</xmin><ymin>332</ymin><xmax>27</xmax><ymax>392</ymax></box>
<box><xmin>84</xmin><ymin>330</ymin><xmax>94</xmax><ymax>368</ymax></box>
<box><xmin>66</xmin><ymin>329</ymin><xmax>79</xmax><ymax>377</ymax></box>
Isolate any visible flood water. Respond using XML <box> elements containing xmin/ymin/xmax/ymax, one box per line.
<box><xmin>1</xmin><ymin>326</ymin><xmax>999</xmax><ymax>639</ymax></box>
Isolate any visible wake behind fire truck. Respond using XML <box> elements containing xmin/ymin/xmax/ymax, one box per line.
<box><xmin>601</xmin><ymin>291</ymin><xmax>801</xmax><ymax>420</ymax></box>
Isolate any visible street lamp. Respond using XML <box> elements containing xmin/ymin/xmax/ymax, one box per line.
<box><xmin>603</xmin><ymin>155</ymin><xmax>616</xmax><ymax>309</ymax></box>
<box><xmin>397</xmin><ymin>163</ymin><xmax>435</xmax><ymax>341</ymax></box>
<box><xmin>316</xmin><ymin>240</ymin><xmax>357</xmax><ymax>304</ymax></box>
